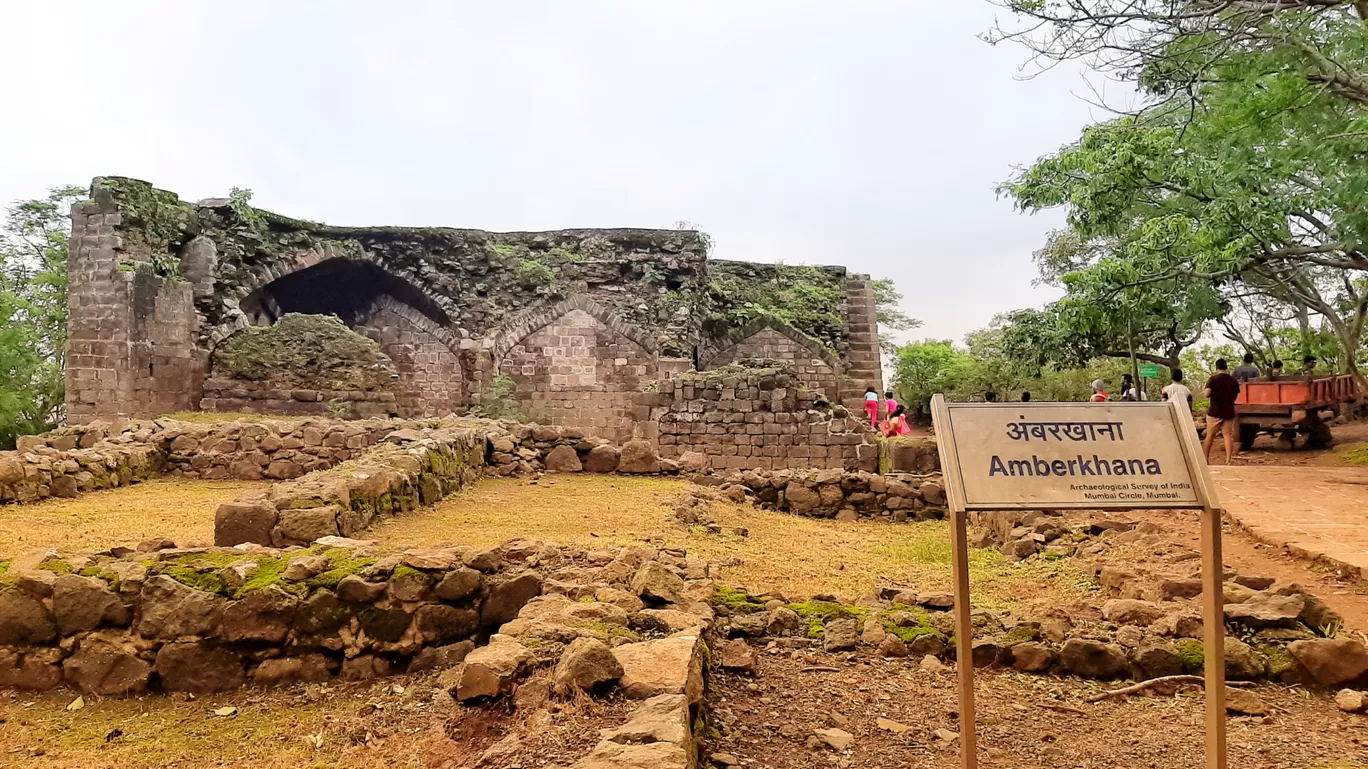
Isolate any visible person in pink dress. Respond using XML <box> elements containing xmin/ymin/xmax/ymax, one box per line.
<box><xmin>884</xmin><ymin>391</ymin><xmax>909</xmax><ymax>434</ymax></box>
<box><xmin>864</xmin><ymin>385</ymin><xmax>880</xmax><ymax>429</ymax></box>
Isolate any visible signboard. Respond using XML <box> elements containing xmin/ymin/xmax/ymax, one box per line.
<box><xmin>1138</xmin><ymin>363</ymin><xmax>1160</xmax><ymax>378</ymax></box>
<box><xmin>930</xmin><ymin>395</ymin><xmax>1226</xmax><ymax>769</ymax></box>
<box><xmin>940</xmin><ymin>403</ymin><xmax>1199</xmax><ymax>509</ymax></box>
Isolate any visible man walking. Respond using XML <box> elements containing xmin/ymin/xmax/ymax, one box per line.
<box><xmin>1233</xmin><ymin>353</ymin><xmax>1260</xmax><ymax>382</ymax></box>
<box><xmin>1203</xmin><ymin>359</ymin><xmax>1241</xmax><ymax>464</ymax></box>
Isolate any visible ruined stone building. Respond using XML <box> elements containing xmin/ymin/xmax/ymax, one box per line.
<box><xmin>66</xmin><ymin>178</ymin><xmax>883</xmax><ymax>464</ymax></box>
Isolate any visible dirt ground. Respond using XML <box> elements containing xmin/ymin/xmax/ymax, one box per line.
<box><xmin>708</xmin><ymin>650</ymin><xmax>1368</xmax><ymax>769</ymax></box>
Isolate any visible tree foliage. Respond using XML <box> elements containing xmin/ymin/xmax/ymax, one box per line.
<box><xmin>0</xmin><ymin>186</ymin><xmax>82</xmax><ymax>448</ymax></box>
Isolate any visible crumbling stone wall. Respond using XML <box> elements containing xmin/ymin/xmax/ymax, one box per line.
<box><xmin>654</xmin><ymin>366</ymin><xmax>879</xmax><ymax>471</ymax></box>
<box><xmin>63</xmin><ymin>178</ymin><xmax>885</xmax><ymax>437</ymax></box>
<box><xmin>702</xmin><ymin>324</ymin><xmax>841</xmax><ymax>398</ymax></box>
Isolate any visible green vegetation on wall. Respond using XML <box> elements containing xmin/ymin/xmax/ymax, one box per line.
<box><xmin>212</xmin><ymin>313</ymin><xmax>399</xmax><ymax>392</ymax></box>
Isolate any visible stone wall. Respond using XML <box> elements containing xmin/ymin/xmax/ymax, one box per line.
<box><xmin>0</xmin><ymin>440</ymin><xmax>163</xmax><ymax>504</ymax></box>
<box><xmin>199</xmin><ymin>380</ymin><xmax>400</xmax><ymax>420</ymax></box>
<box><xmin>498</xmin><ymin>307</ymin><xmax>659</xmax><ymax>443</ymax></box>
<box><xmin>654</xmin><ymin>367</ymin><xmax>879</xmax><ymax>471</ymax></box>
<box><xmin>357</xmin><ymin>296</ymin><xmax>467</xmax><ymax>417</ymax></box>
<box><xmin>702</xmin><ymin>325</ymin><xmax>841</xmax><ymax>398</ymax></box>
<box><xmin>715</xmin><ymin>468</ymin><xmax>947</xmax><ymax>522</ymax></box>
<box><xmin>214</xmin><ymin>426</ymin><xmax>486</xmax><ymax>548</ymax></box>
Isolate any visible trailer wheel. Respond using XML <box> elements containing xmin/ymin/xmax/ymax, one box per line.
<box><xmin>1239</xmin><ymin>423</ymin><xmax>1260</xmax><ymax>451</ymax></box>
<box><xmin>1306</xmin><ymin>414</ymin><xmax>1334</xmax><ymax>449</ymax></box>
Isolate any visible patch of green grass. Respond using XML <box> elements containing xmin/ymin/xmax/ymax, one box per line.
<box><xmin>712</xmin><ymin>585</ymin><xmax>765</xmax><ymax>614</ymax></box>
<box><xmin>1334</xmin><ymin>445</ymin><xmax>1368</xmax><ymax>466</ymax></box>
<box><xmin>235</xmin><ymin>557</ymin><xmax>291</xmax><ymax>598</ymax></box>
<box><xmin>578</xmin><ymin>620</ymin><xmax>638</xmax><ymax>640</ymax></box>
<box><xmin>1175</xmin><ymin>639</ymin><xmax>1205</xmax><ymax>672</ymax></box>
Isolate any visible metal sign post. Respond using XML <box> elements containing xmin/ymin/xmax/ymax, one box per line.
<box><xmin>930</xmin><ymin>395</ymin><xmax>1226</xmax><ymax>769</ymax></box>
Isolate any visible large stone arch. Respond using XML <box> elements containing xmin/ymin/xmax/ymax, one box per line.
<box><xmin>701</xmin><ymin>316</ymin><xmax>843</xmax><ymax>398</ymax></box>
<box><xmin>491</xmin><ymin>297</ymin><xmax>659</xmax><ymax>442</ymax></box>
<box><xmin>205</xmin><ymin>245</ymin><xmax>460</xmax><ymax>350</ymax></box>
<box><xmin>354</xmin><ymin>295</ymin><xmax>469</xmax><ymax>416</ymax></box>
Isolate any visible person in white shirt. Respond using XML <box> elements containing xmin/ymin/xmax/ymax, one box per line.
<box><xmin>1162</xmin><ymin>368</ymin><xmax>1193</xmax><ymax>410</ymax></box>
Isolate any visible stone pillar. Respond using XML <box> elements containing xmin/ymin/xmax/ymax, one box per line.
<box><xmin>841</xmin><ymin>273</ymin><xmax>883</xmax><ymax>411</ymax></box>
<box><xmin>64</xmin><ymin>182</ymin><xmax>201</xmax><ymax>423</ymax></box>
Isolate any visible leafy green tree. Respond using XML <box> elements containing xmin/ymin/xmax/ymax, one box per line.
<box><xmin>0</xmin><ymin>186</ymin><xmax>82</xmax><ymax>448</ymax></box>
<box><xmin>891</xmin><ymin>340</ymin><xmax>968</xmax><ymax>418</ymax></box>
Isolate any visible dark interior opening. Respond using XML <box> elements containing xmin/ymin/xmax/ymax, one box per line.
<box><xmin>239</xmin><ymin>259</ymin><xmax>450</xmax><ymax>328</ymax></box>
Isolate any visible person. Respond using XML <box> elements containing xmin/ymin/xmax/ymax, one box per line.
<box><xmin>1020</xmin><ymin>391</ymin><xmax>1032</xmax><ymax>403</ymax></box>
<box><xmin>984</xmin><ymin>391</ymin><xmax>998</xmax><ymax>403</ymax></box>
<box><xmin>1090</xmin><ymin>379</ymin><xmax>1109</xmax><ymax>402</ymax></box>
<box><xmin>1120</xmin><ymin>374</ymin><xmax>1146</xmax><ymax>401</ymax></box>
<box><xmin>884</xmin><ymin>390</ymin><xmax>909</xmax><ymax>433</ymax></box>
<box><xmin>1270</xmin><ymin>360</ymin><xmax>1284</xmax><ymax>377</ymax></box>
<box><xmin>1233</xmin><ymin>352</ymin><xmax>1260</xmax><ymax>382</ymax></box>
<box><xmin>1162</xmin><ymin>368</ymin><xmax>1194</xmax><ymax>410</ymax></box>
<box><xmin>864</xmin><ymin>385</ymin><xmax>880</xmax><ymax>429</ymax></box>
<box><xmin>1203</xmin><ymin>358</ymin><xmax>1241</xmax><ymax>464</ymax></box>
<box><xmin>1301</xmin><ymin>356</ymin><xmax>1318</xmax><ymax>376</ymax></box>
<box><xmin>880</xmin><ymin>405</ymin><xmax>910</xmax><ymax>437</ymax></box>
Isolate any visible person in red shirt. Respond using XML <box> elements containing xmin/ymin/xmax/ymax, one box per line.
<box><xmin>1203</xmin><ymin>358</ymin><xmax>1242</xmax><ymax>464</ymax></box>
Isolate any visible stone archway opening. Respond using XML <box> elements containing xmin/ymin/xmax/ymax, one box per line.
<box><xmin>239</xmin><ymin>259</ymin><xmax>450</xmax><ymax>329</ymax></box>
<box><xmin>213</xmin><ymin>259</ymin><xmax>465</xmax><ymax>417</ymax></box>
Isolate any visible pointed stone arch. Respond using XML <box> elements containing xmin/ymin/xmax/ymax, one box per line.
<box><xmin>354</xmin><ymin>295</ymin><xmax>469</xmax><ymax>416</ymax></box>
<box><xmin>488</xmin><ymin>295</ymin><xmax>657</xmax><ymax>365</ymax></box>
<box><xmin>204</xmin><ymin>245</ymin><xmax>459</xmax><ymax>350</ymax></box>
<box><xmin>700</xmin><ymin>316</ymin><xmax>842</xmax><ymax>372</ymax></box>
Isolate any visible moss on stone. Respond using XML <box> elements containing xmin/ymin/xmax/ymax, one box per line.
<box><xmin>1257</xmin><ymin>643</ymin><xmax>1295</xmax><ymax>675</ymax></box>
<box><xmin>711</xmin><ymin>586</ymin><xmax>765</xmax><ymax>615</ymax></box>
<box><xmin>235</xmin><ymin>557</ymin><xmax>291</xmax><ymax>598</ymax></box>
<box><xmin>1001</xmin><ymin>625</ymin><xmax>1042</xmax><ymax>646</ymax></box>
<box><xmin>305</xmin><ymin>549</ymin><xmax>377</xmax><ymax>590</ymax></box>
<box><xmin>787</xmin><ymin>599</ymin><xmax>868</xmax><ymax>623</ymax></box>
<box><xmin>37</xmin><ymin>559</ymin><xmax>74</xmax><ymax>575</ymax></box>
<box><xmin>163</xmin><ymin>563</ymin><xmax>230</xmax><ymax>596</ymax></box>
<box><xmin>806</xmin><ymin>618</ymin><xmax>826</xmax><ymax>638</ymax></box>
<box><xmin>1174</xmin><ymin>639</ymin><xmax>1205</xmax><ymax>672</ymax></box>
<box><xmin>212</xmin><ymin>314</ymin><xmax>398</xmax><ymax>391</ymax></box>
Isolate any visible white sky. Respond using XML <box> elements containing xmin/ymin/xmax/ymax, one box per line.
<box><xmin>0</xmin><ymin>1</ymin><xmax>1120</xmax><ymax>344</ymax></box>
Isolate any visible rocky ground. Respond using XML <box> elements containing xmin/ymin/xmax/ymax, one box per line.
<box><xmin>707</xmin><ymin>650</ymin><xmax>1367</xmax><ymax>769</ymax></box>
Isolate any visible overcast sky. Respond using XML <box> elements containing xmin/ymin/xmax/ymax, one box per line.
<box><xmin>1</xmin><ymin>1</ymin><xmax>1118</xmax><ymax>344</ymax></box>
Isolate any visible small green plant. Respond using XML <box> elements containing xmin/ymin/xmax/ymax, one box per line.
<box><xmin>807</xmin><ymin>617</ymin><xmax>826</xmax><ymax>638</ymax></box>
<box><xmin>787</xmin><ymin>599</ymin><xmax>868</xmax><ymax>623</ymax></box>
<box><xmin>227</xmin><ymin>187</ymin><xmax>268</xmax><ymax>231</ymax></box>
<box><xmin>1320</xmin><ymin>617</ymin><xmax>1344</xmax><ymax>638</ymax></box>
<box><xmin>515</xmin><ymin>258</ymin><xmax>556</xmax><ymax>287</ymax></box>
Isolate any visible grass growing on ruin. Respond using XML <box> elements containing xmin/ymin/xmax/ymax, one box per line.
<box><xmin>0</xmin><ymin>478</ymin><xmax>264</xmax><ymax>560</ymax></box>
<box><xmin>372</xmin><ymin>475</ymin><xmax>1095</xmax><ymax>606</ymax></box>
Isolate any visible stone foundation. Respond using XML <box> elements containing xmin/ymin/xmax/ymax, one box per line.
<box><xmin>715</xmin><ymin>468</ymin><xmax>947</xmax><ymax>521</ymax></box>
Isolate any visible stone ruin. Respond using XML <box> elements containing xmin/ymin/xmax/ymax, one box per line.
<box><xmin>65</xmin><ymin>177</ymin><xmax>884</xmax><ymax>466</ymax></box>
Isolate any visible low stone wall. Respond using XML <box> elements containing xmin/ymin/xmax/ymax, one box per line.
<box><xmin>879</xmin><ymin>436</ymin><xmax>940</xmax><ymax>474</ymax></box>
<box><xmin>715</xmin><ymin>468</ymin><xmax>948</xmax><ymax>522</ymax></box>
<box><xmin>159</xmin><ymin>417</ymin><xmax>425</xmax><ymax>480</ymax></box>
<box><xmin>1</xmin><ymin>426</ymin><xmax>165</xmax><ymax>503</ymax></box>
<box><xmin>654</xmin><ymin>366</ymin><xmax>878</xmax><ymax>472</ymax></box>
<box><xmin>215</xmin><ymin>426</ymin><xmax>487</xmax><ymax>547</ymax></box>
<box><xmin>200</xmin><ymin>378</ymin><xmax>400</xmax><ymax>420</ymax></box>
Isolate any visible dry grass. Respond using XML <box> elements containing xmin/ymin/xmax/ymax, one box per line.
<box><xmin>373</xmin><ymin>475</ymin><xmax>1094</xmax><ymax>605</ymax></box>
<box><xmin>0</xmin><ymin>676</ymin><xmax>452</xmax><ymax>769</ymax></box>
<box><xmin>0</xmin><ymin>479</ymin><xmax>261</xmax><ymax>560</ymax></box>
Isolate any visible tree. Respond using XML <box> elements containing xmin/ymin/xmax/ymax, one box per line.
<box><xmin>891</xmin><ymin>340</ymin><xmax>967</xmax><ymax>418</ymax></box>
<box><xmin>0</xmin><ymin>186</ymin><xmax>82</xmax><ymax>448</ymax></box>
<box><xmin>989</xmin><ymin>2</ymin><xmax>1368</xmax><ymax>110</ymax></box>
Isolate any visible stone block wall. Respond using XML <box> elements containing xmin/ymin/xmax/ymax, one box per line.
<box><xmin>357</xmin><ymin>298</ymin><xmax>467</xmax><ymax>417</ymax></box>
<box><xmin>653</xmin><ymin>367</ymin><xmax>879</xmax><ymax>471</ymax></box>
<box><xmin>497</xmin><ymin>306</ymin><xmax>661</xmax><ymax>443</ymax></box>
<box><xmin>0</xmin><ymin>442</ymin><xmax>163</xmax><ymax>504</ymax></box>
<box><xmin>214</xmin><ymin>427</ymin><xmax>486</xmax><ymax>547</ymax></box>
